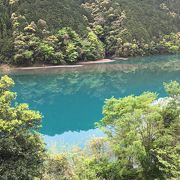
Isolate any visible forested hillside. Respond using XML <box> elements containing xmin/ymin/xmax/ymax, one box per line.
<box><xmin>114</xmin><ymin>0</ymin><xmax>180</xmax><ymax>40</ymax></box>
<box><xmin>82</xmin><ymin>0</ymin><xmax>180</xmax><ymax>56</ymax></box>
<box><xmin>12</xmin><ymin>0</ymin><xmax>180</xmax><ymax>35</ymax></box>
<box><xmin>16</xmin><ymin>0</ymin><xmax>88</xmax><ymax>34</ymax></box>
<box><xmin>0</xmin><ymin>0</ymin><xmax>180</xmax><ymax>65</ymax></box>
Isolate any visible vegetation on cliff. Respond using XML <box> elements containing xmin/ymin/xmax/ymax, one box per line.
<box><xmin>0</xmin><ymin>0</ymin><xmax>180</xmax><ymax>65</ymax></box>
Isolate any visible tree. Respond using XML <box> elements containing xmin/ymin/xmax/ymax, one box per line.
<box><xmin>39</xmin><ymin>42</ymin><xmax>55</xmax><ymax>62</ymax></box>
<box><xmin>0</xmin><ymin>75</ymin><xmax>46</xmax><ymax>179</ymax></box>
<box><xmin>98</xmin><ymin>81</ymin><xmax>180</xmax><ymax>179</ymax></box>
<box><xmin>82</xmin><ymin>30</ymin><xmax>105</xmax><ymax>61</ymax></box>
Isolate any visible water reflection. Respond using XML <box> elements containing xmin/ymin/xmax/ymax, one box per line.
<box><xmin>112</xmin><ymin>54</ymin><xmax>180</xmax><ymax>64</ymax></box>
<box><xmin>44</xmin><ymin>128</ymin><xmax>104</xmax><ymax>153</ymax></box>
<box><xmin>3</xmin><ymin>55</ymin><xmax>180</xmax><ymax>147</ymax></box>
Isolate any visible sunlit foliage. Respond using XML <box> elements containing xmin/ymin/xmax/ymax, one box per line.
<box><xmin>0</xmin><ymin>75</ymin><xmax>46</xmax><ymax>179</ymax></box>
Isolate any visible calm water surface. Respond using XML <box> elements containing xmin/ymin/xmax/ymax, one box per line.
<box><xmin>8</xmin><ymin>55</ymin><xmax>180</xmax><ymax>151</ymax></box>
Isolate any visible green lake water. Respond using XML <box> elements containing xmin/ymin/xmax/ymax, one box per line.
<box><xmin>7</xmin><ymin>54</ymin><xmax>180</xmax><ymax>151</ymax></box>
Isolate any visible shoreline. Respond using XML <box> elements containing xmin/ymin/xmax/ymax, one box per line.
<box><xmin>0</xmin><ymin>58</ymin><xmax>116</xmax><ymax>72</ymax></box>
<box><xmin>15</xmin><ymin>64</ymin><xmax>83</xmax><ymax>70</ymax></box>
<box><xmin>0</xmin><ymin>51</ymin><xmax>179</xmax><ymax>73</ymax></box>
<box><xmin>77</xmin><ymin>59</ymin><xmax>115</xmax><ymax>65</ymax></box>
<box><xmin>112</xmin><ymin>57</ymin><xmax>128</xmax><ymax>61</ymax></box>
<box><xmin>1</xmin><ymin>53</ymin><xmax>179</xmax><ymax>73</ymax></box>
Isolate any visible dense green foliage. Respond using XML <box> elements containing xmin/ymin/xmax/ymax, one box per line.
<box><xmin>0</xmin><ymin>75</ymin><xmax>46</xmax><ymax>179</ymax></box>
<box><xmin>82</xmin><ymin>0</ymin><xmax>180</xmax><ymax>56</ymax></box>
<box><xmin>98</xmin><ymin>88</ymin><xmax>180</xmax><ymax>179</ymax></box>
<box><xmin>0</xmin><ymin>0</ymin><xmax>105</xmax><ymax>65</ymax></box>
<box><xmin>11</xmin><ymin>16</ymin><xmax>104</xmax><ymax>65</ymax></box>
<box><xmin>0</xmin><ymin>0</ymin><xmax>180</xmax><ymax>65</ymax></box>
<box><xmin>0</xmin><ymin>4</ymin><xmax>104</xmax><ymax>65</ymax></box>
<box><xmin>16</xmin><ymin>0</ymin><xmax>88</xmax><ymax>34</ymax></box>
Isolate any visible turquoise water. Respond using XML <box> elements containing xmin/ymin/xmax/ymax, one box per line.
<box><xmin>8</xmin><ymin>54</ymin><xmax>180</xmax><ymax>150</ymax></box>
